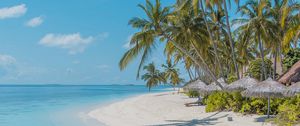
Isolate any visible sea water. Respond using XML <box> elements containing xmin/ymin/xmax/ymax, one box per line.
<box><xmin>0</xmin><ymin>85</ymin><xmax>168</xmax><ymax>126</ymax></box>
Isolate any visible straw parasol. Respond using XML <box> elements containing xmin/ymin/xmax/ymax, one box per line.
<box><xmin>183</xmin><ymin>79</ymin><xmax>209</xmax><ymax>96</ymax></box>
<box><xmin>284</xmin><ymin>82</ymin><xmax>300</xmax><ymax>97</ymax></box>
<box><xmin>207</xmin><ymin>78</ymin><xmax>228</xmax><ymax>93</ymax></box>
<box><xmin>225</xmin><ymin>77</ymin><xmax>258</xmax><ymax>91</ymax></box>
<box><xmin>241</xmin><ymin>78</ymin><xmax>286</xmax><ymax>118</ymax></box>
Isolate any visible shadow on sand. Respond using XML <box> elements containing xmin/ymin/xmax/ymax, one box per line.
<box><xmin>148</xmin><ymin>111</ymin><xmax>228</xmax><ymax>126</ymax></box>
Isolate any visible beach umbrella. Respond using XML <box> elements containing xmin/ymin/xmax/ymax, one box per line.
<box><xmin>225</xmin><ymin>77</ymin><xmax>258</xmax><ymax>91</ymax></box>
<box><xmin>284</xmin><ymin>82</ymin><xmax>300</xmax><ymax>97</ymax></box>
<box><xmin>183</xmin><ymin>79</ymin><xmax>209</xmax><ymax>96</ymax></box>
<box><xmin>207</xmin><ymin>78</ymin><xmax>228</xmax><ymax>93</ymax></box>
<box><xmin>241</xmin><ymin>78</ymin><xmax>286</xmax><ymax>118</ymax></box>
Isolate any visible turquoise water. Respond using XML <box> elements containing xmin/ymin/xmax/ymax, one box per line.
<box><xmin>0</xmin><ymin>85</ymin><xmax>168</xmax><ymax>126</ymax></box>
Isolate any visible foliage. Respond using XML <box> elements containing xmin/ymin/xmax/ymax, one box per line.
<box><xmin>272</xmin><ymin>95</ymin><xmax>300</xmax><ymax>126</ymax></box>
<box><xmin>245</xmin><ymin>58</ymin><xmax>273</xmax><ymax>80</ymax></box>
<box><xmin>162</xmin><ymin>60</ymin><xmax>184</xmax><ymax>89</ymax></box>
<box><xmin>239</xmin><ymin>98</ymin><xmax>285</xmax><ymax>115</ymax></box>
<box><xmin>205</xmin><ymin>91</ymin><xmax>286</xmax><ymax>115</ymax></box>
<box><xmin>141</xmin><ymin>62</ymin><xmax>166</xmax><ymax>91</ymax></box>
<box><xmin>227</xmin><ymin>73</ymin><xmax>238</xmax><ymax>84</ymax></box>
<box><xmin>185</xmin><ymin>90</ymin><xmax>200</xmax><ymax>98</ymax></box>
<box><xmin>283</xmin><ymin>48</ymin><xmax>300</xmax><ymax>71</ymax></box>
<box><xmin>205</xmin><ymin>91</ymin><xmax>230</xmax><ymax>112</ymax></box>
<box><xmin>205</xmin><ymin>91</ymin><xmax>243</xmax><ymax>112</ymax></box>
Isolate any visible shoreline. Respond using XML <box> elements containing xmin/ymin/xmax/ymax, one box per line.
<box><xmin>88</xmin><ymin>91</ymin><xmax>271</xmax><ymax>126</ymax></box>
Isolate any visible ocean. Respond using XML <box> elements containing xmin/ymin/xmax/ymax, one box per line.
<box><xmin>0</xmin><ymin>85</ymin><xmax>168</xmax><ymax>126</ymax></box>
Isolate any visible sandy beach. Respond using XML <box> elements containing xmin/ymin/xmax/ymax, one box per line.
<box><xmin>89</xmin><ymin>91</ymin><xmax>271</xmax><ymax>126</ymax></box>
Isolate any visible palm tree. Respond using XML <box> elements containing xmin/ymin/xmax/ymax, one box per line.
<box><xmin>141</xmin><ymin>62</ymin><xmax>165</xmax><ymax>91</ymax></box>
<box><xmin>183</xmin><ymin>0</ymin><xmax>240</xmax><ymax>79</ymax></box>
<box><xmin>162</xmin><ymin>60</ymin><xmax>184</xmax><ymax>90</ymax></box>
<box><xmin>234</xmin><ymin>0</ymin><xmax>276</xmax><ymax>80</ymax></box>
<box><xmin>119</xmin><ymin>0</ymin><xmax>224</xmax><ymax>89</ymax></box>
<box><xmin>270</xmin><ymin>0</ymin><xmax>300</xmax><ymax>76</ymax></box>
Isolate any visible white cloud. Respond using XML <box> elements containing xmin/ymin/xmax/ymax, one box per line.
<box><xmin>26</xmin><ymin>16</ymin><xmax>43</xmax><ymax>27</ymax></box>
<box><xmin>0</xmin><ymin>54</ymin><xmax>16</xmax><ymax>67</ymax></box>
<box><xmin>0</xmin><ymin>4</ymin><xmax>27</xmax><ymax>19</ymax></box>
<box><xmin>123</xmin><ymin>35</ymin><xmax>133</xmax><ymax>49</ymax></box>
<box><xmin>39</xmin><ymin>33</ymin><xmax>95</xmax><ymax>54</ymax></box>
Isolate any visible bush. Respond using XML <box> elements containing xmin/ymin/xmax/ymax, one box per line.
<box><xmin>205</xmin><ymin>91</ymin><xmax>230</xmax><ymax>112</ymax></box>
<box><xmin>283</xmin><ymin>48</ymin><xmax>300</xmax><ymax>71</ymax></box>
<box><xmin>205</xmin><ymin>91</ymin><xmax>243</xmax><ymax>112</ymax></box>
<box><xmin>239</xmin><ymin>98</ymin><xmax>284</xmax><ymax>115</ymax></box>
<box><xmin>272</xmin><ymin>95</ymin><xmax>300</xmax><ymax>126</ymax></box>
<box><xmin>185</xmin><ymin>90</ymin><xmax>199</xmax><ymax>98</ymax></box>
<box><xmin>227</xmin><ymin>92</ymin><xmax>243</xmax><ymax>112</ymax></box>
<box><xmin>227</xmin><ymin>73</ymin><xmax>238</xmax><ymax>83</ymax></box>
<box><xmin>245</xmin><ymin>58</ymin><xmax>273</xmax><ymax>81</ymax></box>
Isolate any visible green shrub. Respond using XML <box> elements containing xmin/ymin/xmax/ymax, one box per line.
<box><xmin>227</xmin><ymin>73</ymin><xmax>238</xmax><ymax>83</ymax></box>
<box><xmin>238</xmin><ymin>98</ymin><xmax>284</xmax><ymax>115</ymax></box>
<box><xmin>239</xmin><ymin>101</ymin><xmax>252</xmax><ymax>114</ymax></box>
<box><xmin>245</xmin><ymin>58</ymin><xmax>273</xmax><ymax>81</ymax></box>
<box><xmin>283</xmin><ymin>48</ymin><xmax>300</xmax><ymax>71</ymax></box>
<box><xmin>185</xmin><ymin>90</ymin><xmax>199</xmax><ymax>98</ymax></box>
<box><xmin>272</xmin><ymin>95</ymin><xmax>300</xmax><ymax>126</ymax></box>
<box><xmin>227</xmin><ymin>92</ymin><xmax>243</xmax><ymax>112</ymax></box>
<box><xmin>205</xmin><ymin>91</ymin><xmax>230</xmax><ymax>112</ymax></box>
<box><xmin>205</xmin><ymin>91</ymin><xmax>243</xmax><ymax>112</ymax></box>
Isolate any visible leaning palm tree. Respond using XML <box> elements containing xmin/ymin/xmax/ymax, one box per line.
<box><xmin>162</xmin><ymin>60</ymin><xmax>184</xmax><ymax>90</ymax></box>
<box><xmin>141</xmin><ymin>62</ymin><xmax>165</xmax><ymax>91</ymax></box>
<box><xmin>119</xmin><ymin>0</ymin><xmax>224</xmax><ymax>89</ymax></box>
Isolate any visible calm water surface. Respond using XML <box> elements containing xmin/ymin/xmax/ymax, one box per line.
<box><xmin>0</xmin><ymin>85</ymin><xmax>168</xmax><ymax>126</ymax></box>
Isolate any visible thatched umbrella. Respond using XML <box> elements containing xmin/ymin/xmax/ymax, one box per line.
<box><xmin>207</xmin><ymin>78</ymin><xmax>228</xmax><ymax>93</ymax></box>
<box><xmin>225</xmin><ymin>77</ymin><xmax>258</xmax><ymax>91</ymax></box>
<box><xmin>183</xmin><ymin>79</ymin><xmax>209</xmax><ymax>96</ymax></box>
<box><xmin>242</xmin><ymin>78</ymin><xmax>286</xmax><ymax>118</ymax></box>
<box><xmin>284</xmin><ymin>82</ymin><xmax>300</xmax><ymax>97</ymax></box>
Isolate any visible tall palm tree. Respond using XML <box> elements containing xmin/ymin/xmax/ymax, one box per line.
<box><xmin>269</xmin><ymin>0</ymin><xmax>300</xmax><ymax>76</ymax></box>
<box><xmin>234</xmin><ymin>0</ymin><xmax>275</xmax><ymax>80</ymax></box>
<box><xmin>184</xmin><ymin>0</ymin><xmax>240</xmax><ymax>79</ymax></box>
<box><xmin>141</xmin><ymin>62</ymin><xmax>165</xmax><ymax>91</ymax></box>
<box><xmin>120</xmin><ymin>0</ymin><xmax>224</xmax><ymax>89</ymax></box>
<box><xmin>162</xmin><ymin>60</ymin><xmax>184</xmax><ymax>90</ymax></box>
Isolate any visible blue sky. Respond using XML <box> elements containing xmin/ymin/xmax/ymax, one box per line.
<box><xmin>0</xmin><ymin>0</ymin><xmax>239</xmax><ymax>85</ymax></box>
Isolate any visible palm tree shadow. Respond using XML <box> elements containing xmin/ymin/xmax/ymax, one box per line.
<box><xmin>148</xmin><ymin>111</ymin><xmax>228</xmax><ymax>126</ymax></box>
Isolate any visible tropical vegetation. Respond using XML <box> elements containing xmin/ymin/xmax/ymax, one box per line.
<box><xmin>120</xmin><ymin>0</ymin><xmax>300</xmax><ymax>125</ymax></box>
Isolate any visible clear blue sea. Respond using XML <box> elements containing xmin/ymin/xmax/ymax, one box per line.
<box><xmin>0</xmin><ymin>85</ymin><xmax>168</xmax><ymax>126</ymax></box>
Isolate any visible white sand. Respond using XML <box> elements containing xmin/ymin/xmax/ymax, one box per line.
<box><xmin>89</xmin><ymin>92</ymin><xmax>271</xmax><ymax>126</ymax></box>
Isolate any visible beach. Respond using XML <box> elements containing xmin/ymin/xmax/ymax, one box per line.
<box><xmin>89</xmin><ymin>91</ymin><xmax>271</xmax><ymax>126</ymax></box>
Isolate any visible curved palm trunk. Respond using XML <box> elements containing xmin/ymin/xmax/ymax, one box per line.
<box><xmin>222</xmin><ymin>0</ymin><xmax>240</xmax><ymax>79</ymax></box>
<box><xmin>258</xmin><ymin>33</ymin><xmax>267</xmax><ymax>80</ymax></box>
<box><xmin>199</xmin><ymin>0</ymin><xmax>223</xmax><ymax>78</ymax></box>
<box><xmin>161</xmin><ymin>31</ymin><xmax>224</xmax><ymax>89</ymax></box>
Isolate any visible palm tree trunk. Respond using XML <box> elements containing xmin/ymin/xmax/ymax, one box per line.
<box><xmin>187</xmin><ymin>68</ymin><xmax>193</xmax><ymax>80</ymax></box>
<box><xmin>273</xmin><ymin>47</ymin><xmax>277</xmax><ymax>79</ymax></box>
<box><xmin>199</xmin><ymin>0</ymin><xmax>223</xmax><ymax>78</ymax></box>
<box><xmin>161</xmin><ymin>31</ymin><xmax>224</xmax><ymax>89</ymax></box>
<box><xmin>258</xmin><ymin>33</ymin><xmax>267</xmax><ymax>80</ymax></box>
<box><xmin>222</xmin><ymin>0</ymin><xmax>240</xmax><ymax>79</ymax></box>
